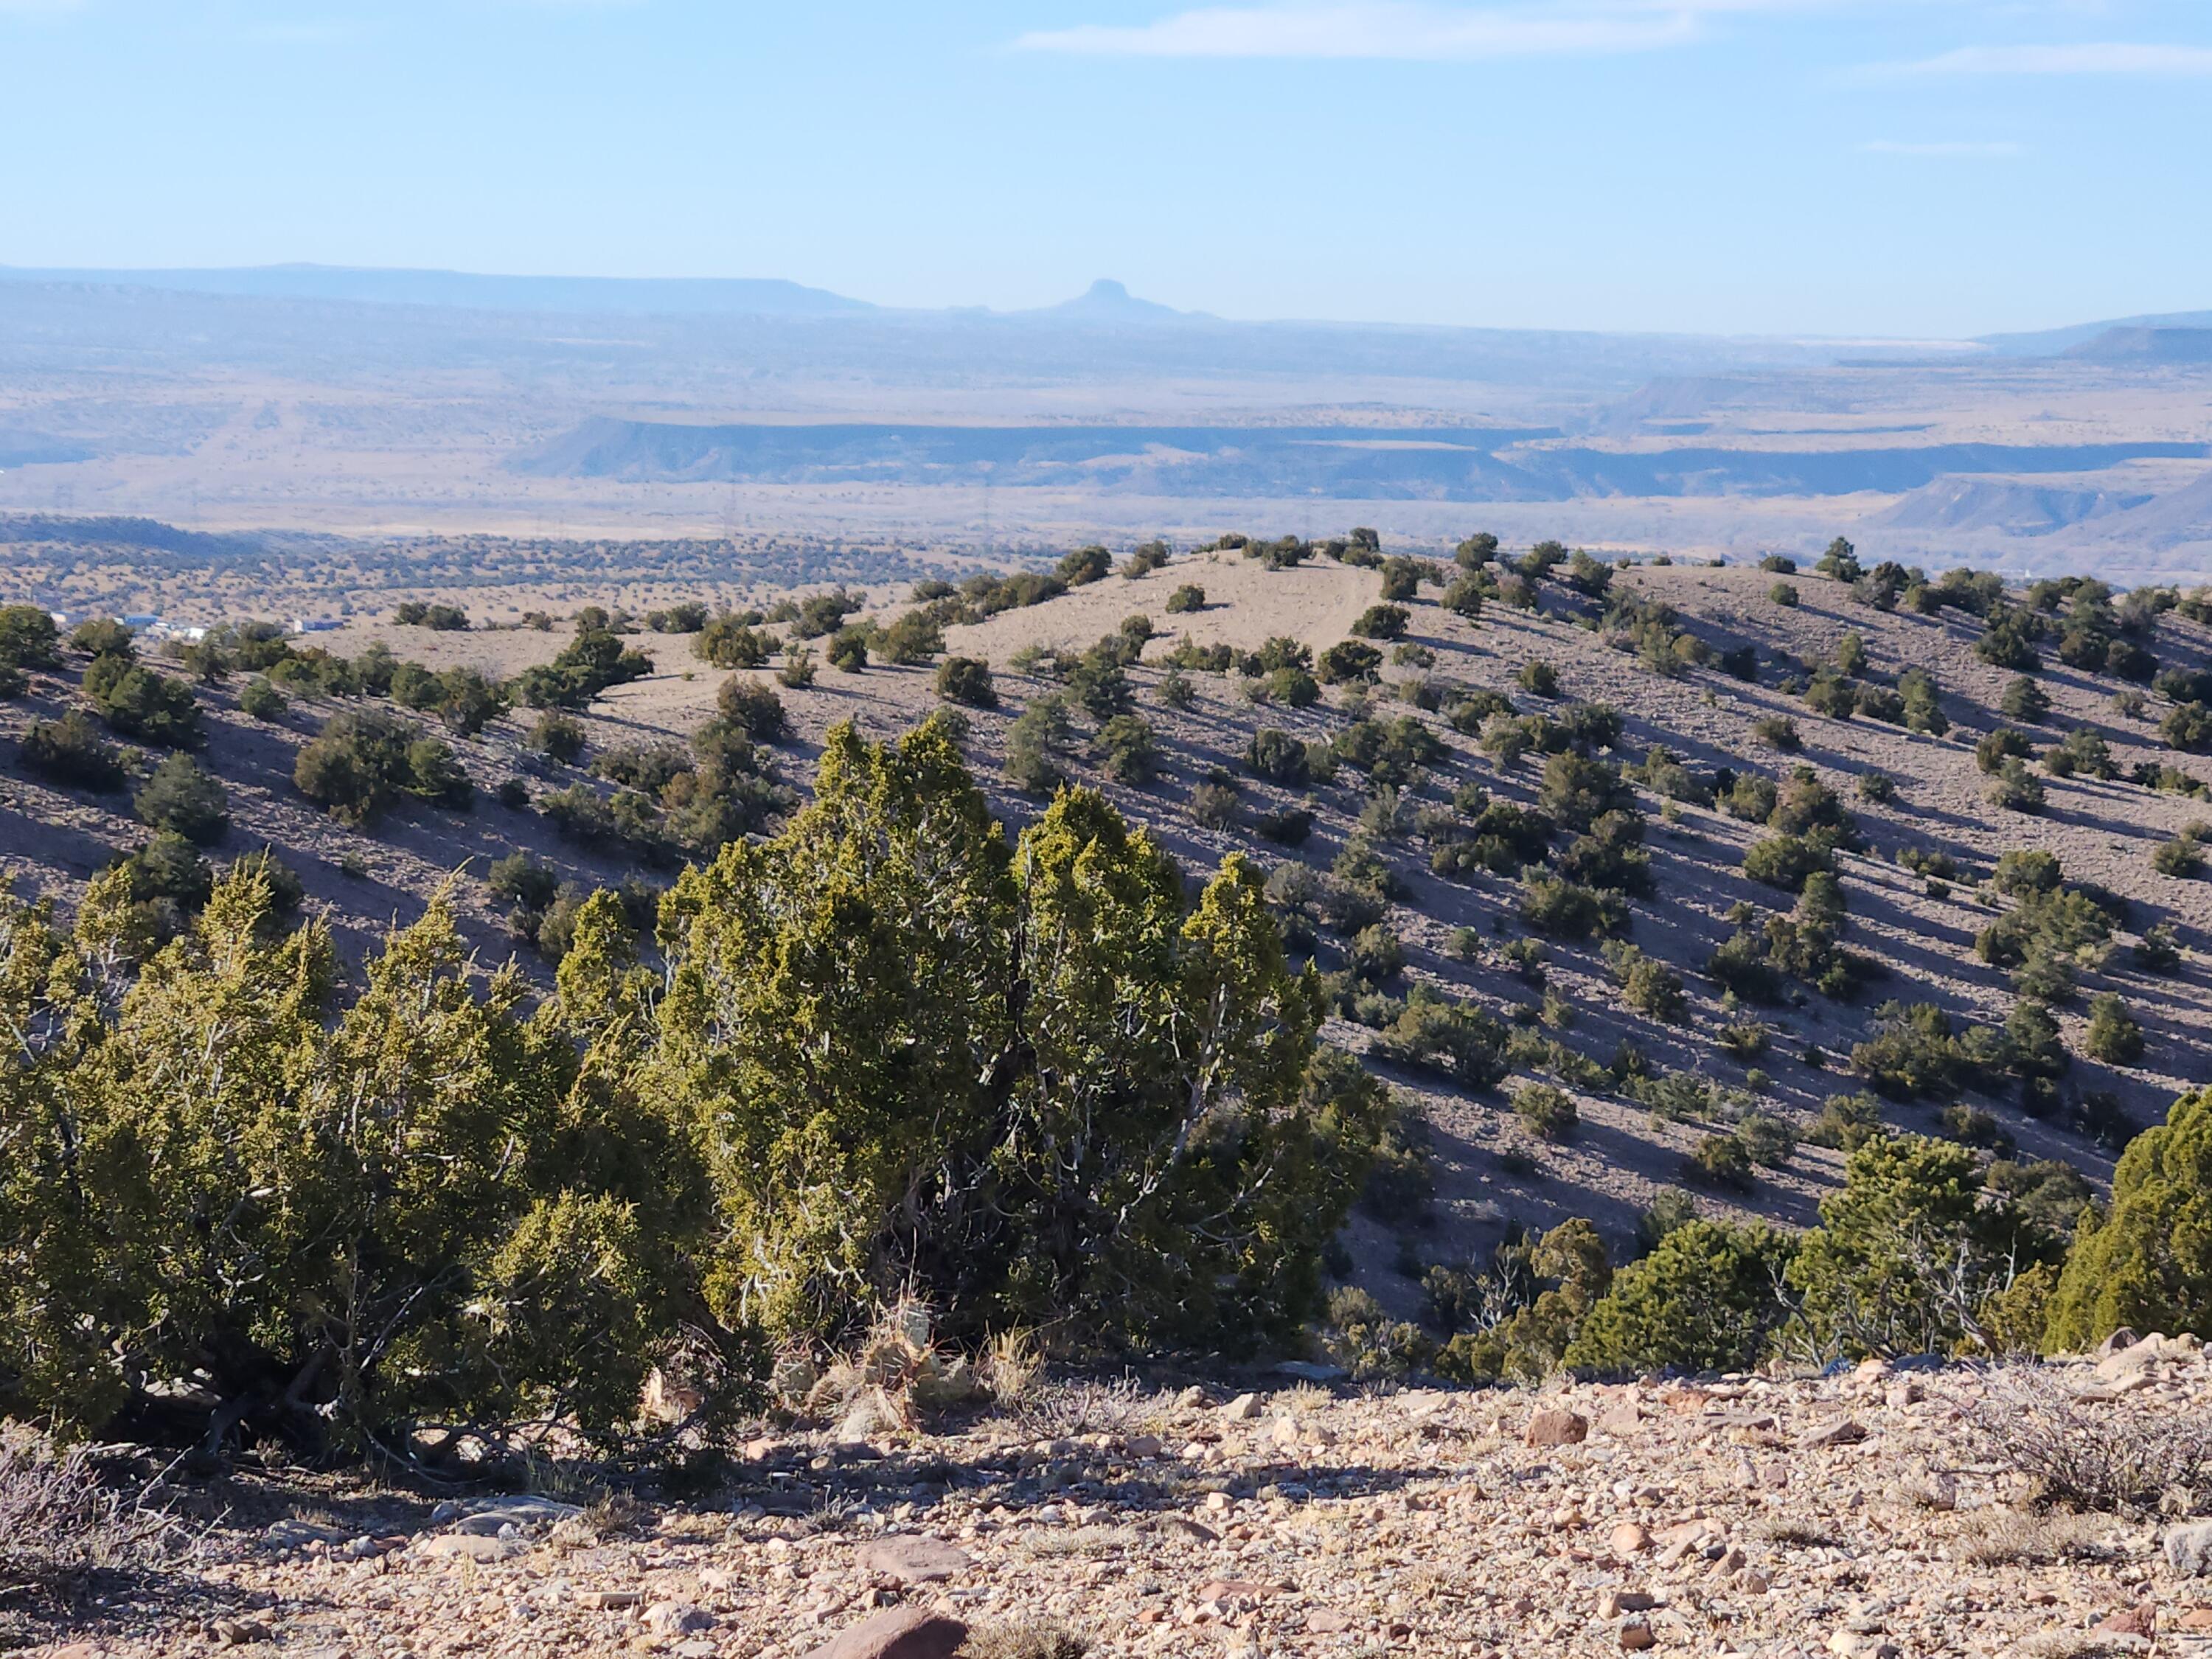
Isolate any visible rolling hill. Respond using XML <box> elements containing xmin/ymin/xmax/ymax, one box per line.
<box><xmin>7</xmin><ymin>530</ymin><xmax>2210</xmax><ymax>1321</ymax></box>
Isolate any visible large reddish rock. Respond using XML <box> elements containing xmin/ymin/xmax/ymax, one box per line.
<box><xmin>801</xmin><ymin>1607</ymin><xmax>967</xmax><ymax>1659</ymax></box>
<box><xmin>2097</xmin><ymin>1604</ymin><xmax>2155</xmax><ymax>1638</ymax></box>
<box><xmin>1525</xmin><ymin>1408</ymin><xmax>1590</xmax><ymax>1447</ymax></box>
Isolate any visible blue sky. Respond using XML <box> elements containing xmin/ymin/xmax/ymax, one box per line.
<box><xmin>1</xmin><ymin>1</ymin><xmax>2208</xmax><ymax>338</ymax></box>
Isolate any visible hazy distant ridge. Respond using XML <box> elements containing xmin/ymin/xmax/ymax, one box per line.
<box><xmin>0</xmin><ymin>263</ymin><xmax>876</xmax><ymax>318</ymax></box>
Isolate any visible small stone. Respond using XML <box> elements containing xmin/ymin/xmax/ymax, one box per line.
<box><xmin>2168</xmin><ymin>1523</ymin><xmax>2212</xmax><ymax>1576</ymax></box>
<box><xmin>577</xmin><ymin>1590</ymin><xmax>644</xmax><ymax>1610</ymax></box>
<box><xmin>1220</xmin><ymin>1392</ymin><xmax>1264</xmax><ymax>1421</ymax></box>
<box><xmin>1610</xmin><ymin>1522</ymin><xmax>1651</xmax><ymax>1557</ymax></box>
<box><xmin>1525</xmin><ymin>1408</ymin><xmax>1590</xmax><ymax>1448</ymax></box>
<box><xmin>855</xmin><ymin>1537</ymin><xmax>973</xmax><ymax>1585</ymax></box>
<box><xmin>414</xmin><ymin>1534</ymin><xmax>526</xmax><ymax>1563</ymax></box>
<box><xmin>838</xmin><ymin>1389</ymin><xmax>900</xmax><ymax>1442</ymax></box>
<box><xmin>472</xmin><ymin>1495</ymin><xmax>582</xmax><ymax>1525</ymax></box>
<box><xmin>265</xmin><ymin>1517</ymin><xmax>348</xmax><ymax>1548</ymax></box>
<box><xmin>1193</xmin><ymin>1579</ymin><xmax>1275</xmax><ymax>1604</ymax></box>
<box><xmin>1307</xmin><ymin>1610</ymin><xmax>1355</xmax><ymax>1634</ymax></box>
<box><xmin>1618</xmin><ymin>1619</ymin><xmax>1655</xmax><ymax>1650</ymax></box>
<box><xmin>2098</xmin><ymin>1342</ymin><xmax>2165</xmax><ymax>1382</ymax></box>
<box><xmin>644</xmin><ymin>1601</ymin><xmax>717</xmax><ymax>1636</ymax></box>
<box><xmin>1599</xmin><ymin>1590</ymin><xmax>1658</xmax><ymax>1617</ymax></box>
<box><xmin>800</xmin><ymin>1606</ymin><xmax>968</xmax><ymax>1659</ymax></box>
<box><xmin>1827</xmin><ymin>1633</ymin><xmax>1899</xmax><ymax>1659</ymax></box>
<box><xmin>1802</xmin><ymin>1419</ymin><xmax>1869</xmax><ymax>1448</ymax></box>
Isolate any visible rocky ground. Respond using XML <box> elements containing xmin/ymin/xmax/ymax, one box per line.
<box><xmin>24</xmin><ymin>1335</ymin><xmax>2212</xmax><ymax>1659</ymax></box>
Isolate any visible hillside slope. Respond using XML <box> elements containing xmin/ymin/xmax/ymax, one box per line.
<box><xmin>6</xmin><ymin>544</ymin><xmax>2210</xmax><ymax>1305</ymax></box>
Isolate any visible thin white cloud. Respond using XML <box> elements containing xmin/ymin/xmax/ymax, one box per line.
<box><xmin>1013</xmin><ymin>0</ymin><xmax>1942</xmax><ymax>61</ymax></box>
<box><xmin>1880</xmin><ymin>41</ymin><xmax>2212</xmax><ymax>75</ymax></box>
<box><xmin>1015</xmin><ymin>3</ymin><xmax>1690</xmax><ymax>60</ymax></box>
<box><xmin>1859</xmin><ymin>139</ymin><xmax>2025</xmax><ymax>156</ymax></box>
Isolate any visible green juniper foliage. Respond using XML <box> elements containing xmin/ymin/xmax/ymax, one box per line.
<box><xmin>0</xmin><ymin>723</ymin><xmax>1382</xmax><ymax>1454</ymax></box>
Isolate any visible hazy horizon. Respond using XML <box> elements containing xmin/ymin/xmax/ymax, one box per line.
<box><xmin>0</xmin><ymin>260</ymin><xmax>2199</xmax><ymax>347</ymax></box>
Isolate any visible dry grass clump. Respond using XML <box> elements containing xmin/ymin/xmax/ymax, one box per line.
<box><xmin>0</xmin><ymin>1425</ymin><xmax>172</xmax><ymax>1582</ymax></box>
<box><xmin>1966</xmin><ymin>1364</ymin><xmax>2212</xmax><ymax>1515</ymax></box>
<box><xmin>1955</xmin><ymin>1508</ymin><xmax>2112</xmax><ymax>1566</ymax></box>
<box><xmin>548</xmin><ymin>1490</ymin><xmax>650</xmax><ymax>1551</ymax></box>
<box><xmin>2020</xmin><ymin>1632</ymin><xmax>2138</xmax><ymax>1659</ymax></box>
<box><xmin>981</xmin><ymin>1328</ymin><xmax>1043</xmax><ymax>1407</ymax></box>
<box><xmin>1274</xmin><ymin>1381</ymin><xmax>1335</xmax><ymax>1416</ymax></box>
<box><xmin>791</xmin><ymin>1489</ymin><xmax>862</xmax><ymax>1536</ymax></box>
<box><xmin>1016</xmin><ymin>1376</ymin><xmax>1155</xmax><ymax>1439</ymax></box>
<box><xmin>963</xmin><ymin>1619</ymin><xmax>1091</xmax><ymax>1659</ymax></box>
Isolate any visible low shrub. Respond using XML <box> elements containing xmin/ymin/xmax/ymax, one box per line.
<box><xmin>238</xmin><ymin>677</ymin><xmax>288</xmax><ymax>720</ymax></box>
<box><xmin>1689</xmin><ymin>1133</ymin><xmax>1756</xmax><ymax>1191</ymax></box>
<box><xmin>1967</xmin><ymin>1366</ymin><xmax>2212</xmax><ymax>1516</ymax></box>
<box><xmin>133</xmin><ymin>754</ymin><xmax>229</xmax><ymax>844</ymax></box>
<box><xmin>19</xmin><ymin>711</ymin><xmax>127</xmax><ymax>791</ymax></box>
<box><xmin>1514</xmin><ymin>1083</ymin><xmax>1577</xmax><ymax>1141</ymax></box>
<box><xmin>936</xmin><ymin>655</ymin><xmax>998</xmax><ymax>708</ymax></box>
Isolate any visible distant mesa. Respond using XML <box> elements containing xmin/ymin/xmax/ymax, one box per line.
<box><xmin>0</xmin><ymin>512</ymin><xmax>271</xmax><ymax>560</ymax></box>
<box><xmin>1870</xmin><ymin>476</ymin><xmax>2152</xmax><ymax>537</ymax></box>
<box><xmin>2083</xmin><ymin>468</ymin><xmax>2212</xmax><ymax>551</ymax></box>
<box><xmin>1978</xmin><ymin>307</ymin><xmax>2212</xmax><ymax>358</ymax></box>
<box><xmin>1028</xmin><ymin>277</ymin><xmax>1200</xmax><ymax>324</ymax></box>
<box><xmin>1872</xmin><ymin>466</ymin><xmax>2212</xmax><ymax>553</ymax></box>
<box><xmin>2064</xmin><ymin>326</ymin><xmax>2212</xmax><ymax>366</ymax></box>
